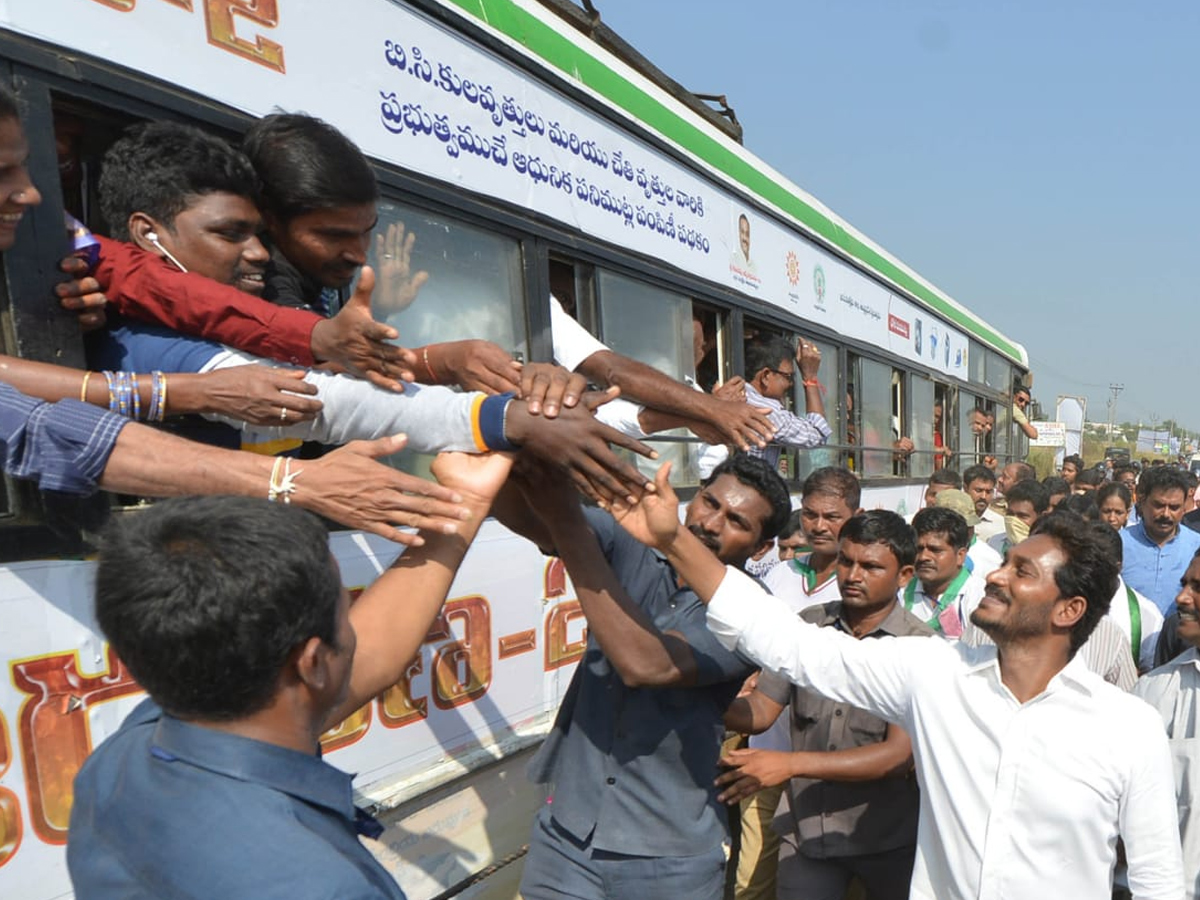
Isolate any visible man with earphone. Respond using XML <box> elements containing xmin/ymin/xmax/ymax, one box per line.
<box><xmin>80</xmin><ymin>120</ymin><xmax>653</xmax><ymax>504</ymax></box>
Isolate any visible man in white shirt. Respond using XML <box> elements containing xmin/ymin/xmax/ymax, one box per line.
<box><xmin>906</xmin><ymin>507</ymin><xmax>987</xmax><ymax>638</ymax></box>
<box><xmin>963</xmin><ymin>464</ymin><xmax>1005</xmax><ymax>542</ymax></box>
<box><xmin>609</xmin><ymin>468</ymin><xmax>1184</xmax><ymax>900</ymax></box>
<box><xmin>1134</xmin><ymin>549</ymin><xmax>1200</xmax><ymax>900</ymax></box>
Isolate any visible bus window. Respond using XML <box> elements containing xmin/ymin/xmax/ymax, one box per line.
<box><xmin>691</xmin><ymin>301</ymin><xmax>727</xmax><ymax>392</ymax></box>
<box><xmin>909</xmin><ymin>374</ymin><xmax>935</xmax><ymax>480</ymax></box>
<box><xmin>369</xmin><ymin>200</ymin><xmax>527</xmax><ymax>359</ymax></box>
<box><xmin>851</xmin><ymin>356</ymin><xmax>894</xmax><ymax>478</ymax></box>
<box><xmin>933</xmin><ymin>383</ymin><xmax>954</xmax><ymax>471</ymax></box>
<box><xmin>792</xmin><ymin>334</ymin><xmax>840</xmax><ymax>483</ymax></box>
<box><xmin>960</xmin><ymin>394</ymin><xmax>995</xmax><ymax>468</ymax></box>
<box><xmin>596</xmin><ymin>270</ymin><xmax>693</xmax><ymax>384</ymax></box>
<box><xmin>52</xmin><ymin>97</ymin><xmax>143</xmax><ymax>232</ymax></box>
<box><xmin>548</xmin><ymin>255</ymin><xmax>599</xmax><ymax>339</ymax></box>
<box><xmin>595</xmin><ymin>269</ymin><xmax>698</xmax><ymax>482</ymax></box>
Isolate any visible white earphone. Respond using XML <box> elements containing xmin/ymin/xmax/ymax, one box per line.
<box><xmin>145</xmin><ymin>230</ymin><xmax>189</xmax><ymax>273</ymax></box>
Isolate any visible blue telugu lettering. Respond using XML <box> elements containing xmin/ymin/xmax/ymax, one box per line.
<box><xmin>379</xmin><ymin>39</ymin><xmax>710</xmax><ymax>251</ymax></box>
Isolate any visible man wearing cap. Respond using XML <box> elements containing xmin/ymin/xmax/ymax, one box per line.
<box><xmin>904</xmin><ymin>507</ymin><xmax>988</xmax><ymax>638</ymax></box>
<box><xmin>935</xmin><ymin>488</ymin><xmax>1002</xmax><ymax>578</ymax></box>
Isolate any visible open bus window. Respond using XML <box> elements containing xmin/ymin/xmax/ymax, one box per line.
<box><xmin>549</xmin><ymin>256</ymin><xmax>599</xmax><ymax>338</ymax></box>
<box><xmin>52</xmin><ymin>99</ymin><xmax>142</xmax><ymax>231</ymax></box>
<box><xmin>960</xmin><ymin>394</ymin><xmax>996</xmax><ymax>468</ymax></box>
<box><xmin>909</xmin><ymin>374</ymin><xmax>936</xmax><ymax>480</ymax></box>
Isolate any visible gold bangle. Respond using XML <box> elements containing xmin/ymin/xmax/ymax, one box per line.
<box><xmin>80</xmin><ymin>371</ymin><xmax>92</xmax><ymax>403</ymax></box>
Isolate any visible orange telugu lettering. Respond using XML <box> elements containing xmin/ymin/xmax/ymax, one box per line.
<box><xmin>0</xmin><ymin>712</ymin><xmax>23</xmax><ymax>868</ymax></box>
<box><xmin>204</xmin><ymin>0</ymin><xmax>285</xmax><ymax>73</ymax></box>
<box><xmin>11</xmin><ymin>648</ymin><xmax>141</xmax><ymax>845</ymax></box>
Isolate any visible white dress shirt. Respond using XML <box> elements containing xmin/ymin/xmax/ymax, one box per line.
<box><xmin>1109</xmin><ymin>577</ymin><xmax>1166</xmax><ymax>672</ymax></box>
<box><xmin>1133</xmin><ymin>648</ymin><xmax>1200</xmax><ymax>900</ymax></box>
<box><xmin>966</xmin><ymin>537</ymin><xmax>1003</xmax><ymax>578</ymax></box>
<box><xmin>706</xmin><ymin>566</ymin><xmax>1183</xmax><ymax>900</ymax></box>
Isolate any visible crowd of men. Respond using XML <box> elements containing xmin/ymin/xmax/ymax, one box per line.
<box><xmin>0</xmin><ymin>83</ymin><xmax>1195</xmax><ymax>900</ymax></box>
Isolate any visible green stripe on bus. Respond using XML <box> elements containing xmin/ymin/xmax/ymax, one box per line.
<box><xmin>445</xmin><ymin>0</ymin><xmax>1023</xmax><ymax>363</ymax></box>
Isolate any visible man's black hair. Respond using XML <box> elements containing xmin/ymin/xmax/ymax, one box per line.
<box><xmin>930</xmin><ymin>468</ymin><xmax>962</xmax><ymax>489</ymax></box>
<box><xmin>0</xmin><ymin>85</ymin><xmax>18</xmax><ymax>122</ymax></box>
<box><xmin>911</xmin><ymin>506</ymin><xmax>969</xmax><ymax>551</ymax></box>
<box><xmin>1075</xmin><ymin>467</ymin><xmax>1106</xmax><ymax>489</ymax></box>
<box><xmin>802</xmin><ymin>466</ymin><xmax>861</xmax><ymax>511</ymax></box>
<box><xmin>1029</xmin><ymin>513</ymin><xmax>1119</xmax><ymax>654</ymax></box>
<box><xmin>703</xmin><ymin>453</ymin><xmax>792</xmax><ymax>541</ymax></box>
<box><xmin>1007</xmin><ymin>462</ymin><xmax>1037</xmax><ymax>485</ymax></box>
<box><xmin>1041</xmin><ymin>475</ymin><xmax>1070</xmax><ymax>497</ymax></box>
<box><xmin>1060</xmin><ymin>491</ymin><xmax>1099</xmax><ymax>521</ymax></box>
<box><xmin>99</xmin><ymin>121</ymin><xmax>259</xmax><ymax>241</ymax></box>
<box><xmin>839</xmin><ymin>510</ymin><xmax>916</xmax><ymax>568</ymax></box>
<box><xmin>1089</xmin><ymin>516</ymin><xmax>1125</xmax><ymax>564</ymax></box>
<box><xmin>243</xmin><ymin>113</ymin><xmax>378</xmax><ymax>222</ymax></box>
<box><xmin>1136</xmin><ymin>464</ymin><xmax>1193</xmax><ymax>502</ymax></box>
<box><xmin>779</xmin><ymin>509</ymin><xmax>803</xmax><ymax>541</ymax></box>
<box><xmin>962</xmin><ymin>464</ymin><xmax>996</xmax><ymax>487</ymax></box>
<box><xmin>1062</xmin><ymin>454</ymin><xmax>1085</xmax><ymax>472</ymax></box>
<box><xmin>1006</xmin><ymin>479</ymin><xmax>1050</xmax><ymax>515</ymax></box>
<box><xmin>94</xmin><ymin>496</ymin><xmax>341</xmax><ymax>721</ymax></box>
<box><xmin>745</xmin><ymin>337</ymin><xmax>795</xmax><ymax>381</ymax></box>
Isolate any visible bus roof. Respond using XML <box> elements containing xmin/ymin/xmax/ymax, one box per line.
<box><xmin>454</xmin><ymin>0</ymin><xmax>1028</xmax><ymax>367</ymax></box>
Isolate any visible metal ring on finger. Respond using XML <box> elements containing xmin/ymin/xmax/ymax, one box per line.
<box><xmin>280</xmin><ymin>407</ymin><xmax>288</xmax><ymax>422</ymax></box>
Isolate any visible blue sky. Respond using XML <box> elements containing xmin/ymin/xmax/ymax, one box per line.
<box><xmin>596</xmin><ymin>0</ymin><xmax>1199</xmax><ymax>432</ymax></box>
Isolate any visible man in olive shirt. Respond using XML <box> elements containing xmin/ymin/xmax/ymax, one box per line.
<box><xmin>719</xmin><ymin>511</ymin><xmax>934</xmax><ymax>900</ymax></box>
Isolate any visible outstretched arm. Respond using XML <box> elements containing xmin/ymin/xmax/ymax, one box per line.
<box><xmin>327</xmin><ymin>451</ymin><xmax>513</xmax><ymax>726</ymax></box>
<box><xmin>62</xmin><ymin>243</ymin><xmax>411</xmax><ymax>390</ymax></box>
<box><xmin>510</xmin><ymin>462</ymin><xmax>698</xmax><ymax>688</ymax></box>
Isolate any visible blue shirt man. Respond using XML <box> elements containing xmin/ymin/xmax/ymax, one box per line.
<box><xmin>1121</xmin><ymin>467</ymin><xmax>1200</xmax><ymax>615</ymax></box>
<box><xmin>66</xmin><ymin>456</ymin><xmax>510</xmax><ymax>899</ymax></box>
<box><xmin>69</xmin><ymin>699</ymin><xmax>401</xmax><ymax>900</ymax></box>
<box><xmin>498</xmin><ymin>455</ymin><xmax>792</xmax><ymax>900</ymax></box>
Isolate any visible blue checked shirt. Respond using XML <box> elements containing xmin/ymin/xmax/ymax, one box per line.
<box><xmin>1</xmin><ymin>383</ymin><xmax>128</xmax><ymax>494</ymax></box>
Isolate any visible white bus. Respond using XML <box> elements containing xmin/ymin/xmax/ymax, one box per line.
<box><xmin>0</xmin><ymin>2</ymin><xmax>1029</xmax><ymax>897</ymax></box>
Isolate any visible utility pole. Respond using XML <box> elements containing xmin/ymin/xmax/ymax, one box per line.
<box><xmin>1107</xmin><ymin>383</ymin><xmax>1123</xmax><ymax>442</ymax></box>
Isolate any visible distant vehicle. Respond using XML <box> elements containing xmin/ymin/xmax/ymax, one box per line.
<box><xmin>1189</xmin><ymin>455</ymin><xmax>1200</xmax><ymax>476</ymax></box>
<box><xmin>1105</xmin><ymin>447</ymin><xmax>1132</xmax><ymax>465</ymax></box>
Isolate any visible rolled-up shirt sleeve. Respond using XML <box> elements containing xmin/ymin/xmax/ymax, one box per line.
<box><xmin>1</xmin><ymin>384</ymin><xmax>129</xmax><ymax>494</ymax></box>
<box><xmin>770</xmin><ymin>410</ymin><xmax>831</xmax><ymax>448</ymax></box>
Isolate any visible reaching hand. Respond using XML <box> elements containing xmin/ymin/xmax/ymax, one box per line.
<box><xmin>373</xmin><ymin>221</ymin><xmax>429</xmax><ymax>314</ymax></box>
<box><xmin>607</xmin><ymin>461</ymin><xmax>682</xmax><ymax>550</ymax></box>
<box><xmin>712</xmin><ymin>376</ymin><xmax>747</xmax><ymax>403</ymax></box>
<box><xmin>293</xmin><ymin>434</ymin><xmax>472</xmax><ymax>544</ymax></box>
<box><xmin>695</xmin><ymin>393</ymin><xmax>776</xmax><ymax>451</ymax></box>
<box><xmin>504</xmin><ymin>392</ymin><xmax>656</xmax><ymax>505</ymax></box>
<box><xmin>715</xmin><ymin>748</ymin><xmax>796</xmax><ymax>804</ymax></box>
<box><xmin>423</xmin><ymin>339</ymin><xmax>522</xmax><ymax>394</ymax></box>
<box><xmin>796</xmin><ymin>338</ymin><xmax>822</xmax><ymax>381</ymax></box>
<box><xmin>309</xmin><ymin>267</ymin><xmax>417</xmax><ymax>392</ymax></box>
<box><xmin>56</xmin><ymin>255</ymin><xmax>108</xmax><ymax>331</ymax></box>
<box><xmin>429</xmin><ymin>449</ymin><xmax>515</xmax><ymax>508</ymax></box>
<box><xmin>518</xmin><ymin>362</ymin><xmax>586</xmax><ymax>417</ymax></box>
<box><xmin>194</xmin><ymin>366</ymin><xmax>323</xmax><ymax>426</ymax></box>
